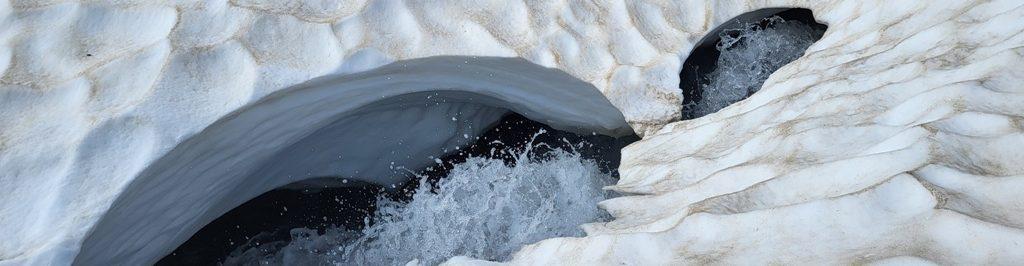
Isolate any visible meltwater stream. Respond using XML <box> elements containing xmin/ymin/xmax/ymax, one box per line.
<box><xmin>683</xmin><ymin>15</ymin><xmax>826</xmax><ymax>118</ymax></box>
<box><xmin>222</xmin><ymin>135</ymin><xmax>613</xmax><ymax>265</ymax></box>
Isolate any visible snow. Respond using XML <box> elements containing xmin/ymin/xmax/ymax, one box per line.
<box><xmin>538</xmin><ymin>1</ymin><xmax>1024</xmax><ymax>265</ymax></box>
<box><xmin>0</xmin><ymin>0</ymin><xmax>1022</xmax><ymax>265</ymax></box>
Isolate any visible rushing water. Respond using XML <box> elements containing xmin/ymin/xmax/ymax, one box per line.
<box><xmin>213</xmin><ymin>16</ymin><xmax>824</xmax><ymax>265</ymax></box>
<box><xmin>685</xmin><ymin>16</ymin><xmax>825</xmax><ymax>118</ymax></box>
<box><xmin>223</xmin><ymin>132</ymin><xmax>615</xmax><ymax>265</ymax></box>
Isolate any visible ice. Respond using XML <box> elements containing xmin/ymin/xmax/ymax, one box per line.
<box><xmin>224</xmin><ymin>138</ymin><xmax>613</xmax><ymax>265</ymax></box>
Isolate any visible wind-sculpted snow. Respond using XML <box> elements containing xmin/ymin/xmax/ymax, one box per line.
<box><xmin>225</xmin><ymin>142</ymin><xmax>613</xmax><ymax>265</ymax></box>
<box><xmin>1</xmin><ymin>0</ymin><xmax>1023</xmax><ymax>265</ymax></box>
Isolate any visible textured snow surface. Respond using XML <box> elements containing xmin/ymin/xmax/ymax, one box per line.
<box><xmin>224</xmin><ymin>146</ymin><xmax>613</xmax><ymax>265</ymax></box>
<box><xmin>1</xmin><ymin>0</ymin><xmax>1023</xmax><ymax>265</ymax></box>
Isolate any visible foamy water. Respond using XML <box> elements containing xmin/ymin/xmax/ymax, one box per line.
<box><xmin>223</xmin><ymin>134</ymin><xmax>615</xmax><ymax>265</ymax></box>
<box><xmin>686</xmin><ymin>16</ymin><xmax>825</xmax><ymax>118</ymax></box>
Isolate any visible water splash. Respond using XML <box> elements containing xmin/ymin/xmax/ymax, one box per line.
<box><xmin>224</xmin><ymin>132</ymin><xmax>615</xmax><ymax>265</ymax></box>
<box><xmin>685</xmin><ymin>16</ymin><xmax>825</xmax><ymax>118</ymax></box>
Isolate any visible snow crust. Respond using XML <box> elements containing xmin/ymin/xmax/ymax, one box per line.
<box><xmin>0</xmin><ymin>0</ymin><xmax>1022</xmax><ymax>265</ymax></box>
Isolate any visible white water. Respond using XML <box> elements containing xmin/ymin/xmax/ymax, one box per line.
<box><xmin>687</xmin><ymin>16</ymin><xmax>824</xmax><ymax>117</ymax></box>
<box><xmin>223</xmin><ymin>133</ymin><xmax>615</xmax><ymax>265</ymax></box>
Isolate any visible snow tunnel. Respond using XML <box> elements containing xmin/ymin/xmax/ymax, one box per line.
<box><xmin>159</xmin><ymin>113</ymin><xmax>636</xmax><ymax>264</ymax></box>
<box><xmin>680</xmin><ymin>8</ymin><xmax>827</xmax><ymax>119</ymax></box>
<box><xmin>74</xmin><ymin>56</ymin><xmax>635</xmax><ymax>265</ymax></box>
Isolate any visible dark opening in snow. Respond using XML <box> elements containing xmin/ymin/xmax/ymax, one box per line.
<box><xmin>679</xmin><ymin>8</ymin><xmax>827</xmax><ymax>119</ymax></box>
<box><xmin>158</xmin><ymin>113</ymin><xmax>636</xmax><ymax>265</ymax></box>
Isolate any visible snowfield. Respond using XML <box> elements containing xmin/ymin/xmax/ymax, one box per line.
<box><xmin>0</xmin><ymin>0</ymin><xmax>1022</xmax><ymax>265</ymax></box>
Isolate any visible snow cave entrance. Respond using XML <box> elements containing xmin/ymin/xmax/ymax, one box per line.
<box><xmin>679</xmin><ymin>8</ymin><xmax>827</xmax><ymax>119</ymax></box>
<box><xmin>76</xmin><ymin>56</ymin><xmax>636</xmax><ymax>265</ymax></box>
<box><xmin>161</xmin><ymin>114</ymin><xmax>636</xmax><ymax>265</ymax></box>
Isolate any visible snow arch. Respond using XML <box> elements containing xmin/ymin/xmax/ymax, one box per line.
<box><xmin>74</xmin><ymin>56</ymin><xmax>631</xmax><ymax>265</ymax></box>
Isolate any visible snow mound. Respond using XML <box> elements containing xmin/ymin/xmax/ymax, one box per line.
<box><xmin>685</xmin><ymin>16</ymin><xmax>825</xmax><ymax>118</ymax></box>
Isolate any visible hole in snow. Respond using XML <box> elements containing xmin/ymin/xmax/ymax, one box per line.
<box><xmin>158</xmin><ymin>180</ymin><xmax>383</xmax><ymax>265</ymax></box>
<box><xmin>679</xmin><ymin>8</ymin><xmax>827</xmax><ymax>119</ymax></box>
<box><xmin>159</xmin><ymin>114</ymin><xmax>636</xmax><ymax>265</ymax></box>
<box><xmin>77</xmin><ymin>57</ymin><xmax>635</xmax><ymax>265</ymax></box>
